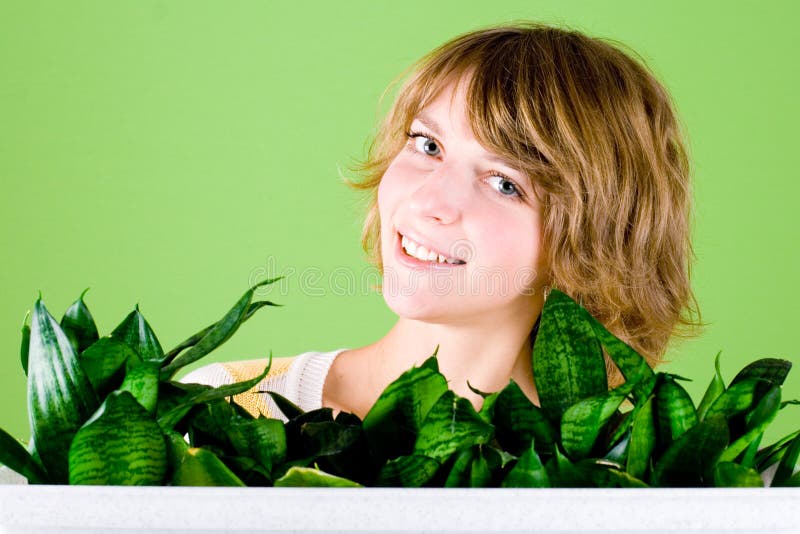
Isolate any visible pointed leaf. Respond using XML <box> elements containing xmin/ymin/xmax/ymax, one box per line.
<box><xmin>713</xmin><ymin>462</ymin><xmax>764</xmax><ymax>487</ymax></box>
<box><xmin>79</xmin><ymin>337</ymin><xmax>142</xmax><ymax>398</ymax></box>
<box><xmin>730</xmin><ymin>358</ymin><xmax>792</xmax><ymax>389</ymax></box>
<box><xmin>261</xmin><ymin>390</ymin><xmax>304</xmax><ymax>420</ymax></box>
<box><xmin>69</xmin><ymin>391</ymin><xmax>167</xmax><ymax>485</ymax></box>
<box><xmin>165</xmin><ymin>432</ymin><xmax>245</xmax><ymax>486</ymax></box>
<box><xmin>161</xmin><ymin>278</ymin><xmax>283</xmax><ymax>377</ymax></box>
<box><xmin>227</xmin><ymin>418</ymin><xmax>286</xmax><ymax>474</ymax></box>
<box><xmin>164</xmin><ymin>300</ymin><xmax>280</xmax><ymax>363</ymax></box>
<box><xmin>627</xmin><ymin>395</ymin><xmax>656</xmax><ymax>480</ymax></box>
<box><xmin>652</xmin><ymin>414</ymin><xmax>729</xmax><ymax>486</ymax></box>
<box><xmin>704</xmin><ymin>378</ymin><xmax>765</xmax><ymax>420</ymax></box>
<box><xmin>362</xmin><ymin>354</ymin><xmax>448</xmax><ymax>460</ymax></box>
<box><xmin>755</xmin><ymin>430</ymin><xmax>800</xmax><ymax>471</ymax></box>
<box><xmin>111</xmin><ymin>307</ymin><xmax>164</xmax><ymax>362</ymax></box>
<box><xmin>697</xmin><ymin>351</ymin><xmax>726</xmax><ymax>422</ymax></box>
<box><xmin>60</xmin><ymin>289</ymin><xmax>99</xmax><ymax>355</ymax></box>
<box><xmin>0</xmin><ymin>426</ymin><xmax>49</xmax><ymax>484</ymax></box>
<box><xmin>119</xmin><ymin>361</ymin><xmax>160</xmax><ymax>414</ymax></box>
<box><xmin>413</xmin><ymin>390</ymin><xmax>494</xmax><ymax>462</ymax></box>
<box><xmin>772</xmin><ymin>433</ymin><xmax>800</xmax><ymax>487</ymax></box>
<box><xmin>561</xmin><ymin>390</ymin><xmax>627</xmax><ymax>460</ymax></box>
<box><xmin>20</xmin><ymin>312</ymin><xmax>30</xmax><ymax>375</ymax></box>
<box><xmin>444</xmin><ymin>447</ymin><xmax>477</xmax><ymax>488</ymax></box>
<box><xmin>492</xmin><ymin>379</ymin><xmax>555</xmax><ymax>457</ymax></box>
<box><xmin>158</xmin><ymin>358</ymin><xmax>272</xmax><ymax>429</ymax></box>
<box><xmin>502</xmin><ymin>440</ymin><xmax>550</xmax><ymax>488</ymax></box>
<box><xmin>718</xmin><ymin>385</ymin><xmax>781</xmax><ymax>464</ymax></box>
<box><xmin>28</xmin><ymin>298</ymin><xmax>99</xmax><ymax>483</ymax></box>
<box><xmin>533</xmin><ymin>289</ymin><xmax>607</xmax><ymax>423</ymax></box>
<box><xmin>274</xmin><ymin>466</ymin><xmax>361</xmax><ymax>487</ymax></box>
<box><xmin>655</xmin><ymin>374</ymin><xmax>698</xmax><ymax>451</ymax></box>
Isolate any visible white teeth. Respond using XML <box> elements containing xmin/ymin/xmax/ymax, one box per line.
<box><xmin>401</xmin><ymin>233</ymin><xmax>463</xmax><ymax>264</ymax></box>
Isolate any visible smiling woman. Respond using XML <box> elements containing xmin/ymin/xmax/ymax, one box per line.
<box><xmin>182</xmin><ymin>21</ymin><xmax>703</xmax><ymax>422</ymax></box>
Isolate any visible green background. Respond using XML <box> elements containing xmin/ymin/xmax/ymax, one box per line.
<box><xmin>1</xmin><ymin>0</ymin><xmax>798</xmax><ymax>446</ymax></box>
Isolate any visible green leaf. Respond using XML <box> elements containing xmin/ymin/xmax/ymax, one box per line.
<box><xmin>755</xmin><ymin>429</ymin><xmax>800</xmax><ymax>472</ymax></box>
<box><xmin>491</xmin><ymin>379</ymin><xmax>555</xmax><ymax>457</ymax></box>
<box><xmin>772</xmin><ymin>433</ymin><xmax>800</xmax><ymax>487</ymax></box>
<box><xmin>584</xmin><ymin>307</ymin><xmax>654</xmax><ymax>400</ymax></box>
<box><xmin>444</xmin><ymin>447</ymin><xmax>477</xmax><ymax>487</ymax></box>
<box><xmin>561</xmin><ymin>390</ymin><xmax>627</xmax><ymax>460</ymax></box>
<box><xmin>697</xmin><ymin>351</ymin><xmax>726</xmax><ymax>421</ymax></box>
<box><xmin>362</xmin><ymin>354</ymin><xmax>448</xmax><ymax>461</ymax></box>
<box><xmin>158</xmin><ymin>357</ymin><xmax>272</xmax><ymax>429</ymax></box>
<box><xmin>627</xmin><ymin>395</ymin><xmax>656</xmax><ymax>480</ymax></box>
<box><xmin>375</xmin><ymin>454</ymin><xmax>440</xmax><ymax>487</ymax></box>
<box><xmin>655</xmin><ymin>374</ymin><xmax>698</xmax><ymax>451</ymax></box>
<box><xmin>532</xmin><ymin>289</ymin><xmax>607</xmax><ymax>424</ymax></box>
<box><xmin>261</xmin><ymin>390</ymin><xmax>304</xmax><ymax>420</ymax></box>
<box><xmin>730</xmin><ymin>358</ymin><xmax>792</xmax><ymax>389</ymax></box>
<box><xmin>274</xmin><ymin>466</ymin><xmax>362</xmax><ymax>487</ymax></box>
<box><xmin>110</xmin><ymin>306</ymin><xmax>164</xmax><ymax>362</ymax></box>
<box><xmin>165</xmin><ymin>432</ymin><xmax>245</xmax><ymax>486</ymax></box>
<box><xmin>704</xmin><ymin>378</ymin><xmax>766</xmax><ymax>420</ymax></box>
<box><xmin>712</xmin><ymin>462</ymin><xmax>764</xmax><ymax>487</ymax></box>
<box><xmin>119</xmin><ymin>361</ymin><xmax>160</xmax><ymax>414</ymax></box>
<box><xmin>227</xmin><ymin>418</ymin><xmax>286</xmax><ymax>475</ymax></box>
<box><xmin>164</xmin><ymin>300</ymin><xmax>280</xmax><ymax>363</ymax></box>
<box><xmin>502</xmin><ymin>440</ymin><xmax>550</xmax><ymax>488</ymax></box>
<box><xmin>60</xmin><ymin>288</ymin><xmax>99</xmax><ymax>355</ymax></box>
<box><xmin>68</xmin><ymin>391</ymin><xmax>167</xmax><ymax>485</ymax></box>
<box><xmin>717</xmin><ymin>385</ymin><xmax>781</xmax><ymax>464</ymax></box>
<box><xmin>0</xmin><ymin>426</ymin><xmax>49</xmax><ymax>484</ymax></box>
<box><xmin>160</xmin><ymin>278</ymin><xmax>283</xmax><ymax>378</ymax></box>
<box><xmin>577</xmin><ymin>460</ymin><xmax>650</xmax><ymax>488</ymax></box>
<box><xmin>28</xmin><ymin>298</ymin><xmax>99</xmax><ymax>483</ymax></box>
<box><xmin>413</xmin><ymin>390</ymin><xmax>494</xmax><ymax>462</ymax></box>
<box><xmin>20</xmin><ymin>311</ymin><xmax>30</xmax><ymax>376</ymax></box>
<box><xmin>79</xmin><ymin>337</ymin><xmax>142</xmax><ymax>399</ymax></box>
<box><xmin>652</xmin><ymin>414</ymin><xmax>729</xmax><ymax>486</ymax></box>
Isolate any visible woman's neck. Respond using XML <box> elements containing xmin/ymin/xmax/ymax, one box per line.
<box><xmin>325</xmin><ymin>304</ymin><xmax>542</xmax><ymax>419</ymax></box>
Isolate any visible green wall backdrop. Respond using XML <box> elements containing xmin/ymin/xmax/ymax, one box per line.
<box><xmin>1</xmin><ymin>1</ymin><xmax>798</xmax><ymax>446</ymax></box>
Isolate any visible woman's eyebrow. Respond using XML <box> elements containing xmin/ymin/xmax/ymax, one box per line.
<box><xmin>414</xmin><ymin>112</ymin><xmax>443</xmax><ymax>137</ymax></box>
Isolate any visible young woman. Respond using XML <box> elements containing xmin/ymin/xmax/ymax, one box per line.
<box><xmin>182</xmin><ymin>21</ymin><xmax>703</xmax><ymax>421</ymax></box>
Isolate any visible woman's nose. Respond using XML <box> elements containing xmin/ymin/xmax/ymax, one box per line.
<box><xmin>408</xmin><ymin>165</ymin><xmax>464</xmax><ymax>224</ymax></box>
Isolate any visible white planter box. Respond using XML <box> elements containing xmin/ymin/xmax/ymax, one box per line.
<box><xmin>1</xmin><ymin>467</ymin><xmax>799</xmax><ymax>534</ymax></box>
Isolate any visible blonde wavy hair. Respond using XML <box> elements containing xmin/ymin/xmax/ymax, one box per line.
<box><xmin>342</xmin><ymin>22</ymin><xmax>704</xmax><ymax>386</ymax></box>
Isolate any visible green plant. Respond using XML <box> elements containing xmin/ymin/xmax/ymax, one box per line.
<box><xmin>1</xmin><ymin>283</ymin><xmax>798</xmax><ymax>487</ymax></box>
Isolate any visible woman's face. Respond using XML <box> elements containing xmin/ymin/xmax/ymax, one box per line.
<box><xmin>377</xmin><ymin>76</ymin><xmax>547</xmax><ymax>325</ymax></box>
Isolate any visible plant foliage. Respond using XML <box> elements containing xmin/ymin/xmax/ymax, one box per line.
<box><xmin>1</xmin><ymin>284</ymin><xmax>798</xmax><ymax>487</ymax></box>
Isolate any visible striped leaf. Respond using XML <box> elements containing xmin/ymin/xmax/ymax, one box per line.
<box><xmin>491</xmin><ymin>379</ymin><xmax>554</xmax><ymax>457</ymax></box>
<box><xmin>363</xmin><ymin>354</ymin><xmax>448</xmax><ymax>461</ymax></box>
<box><xmin>28</xmin><ymin>298</ymin><xmax>99</xmax><ymax>483</ymax></box>
<box><xmin>627</xmin><ymin>395</ymin><xmax>656</xmax><ymax>480</ymax></box>
<box><xmin>119</xmin><ymin>361</ymin><xmax>160</xmax><ymax>414</ymax></box>
<box><xmin>502</xmin><ymin>440</ymin><xmax>550</xmax><ymax>488</ymax></box>
<box><xmin>655</xmin><ymin>374</ymin><xmax>698</xmax><ymax>452</ymax></box>
<box><xmin>755</xmin><ymin>429</ymin><xmax>800</xmax><ymax>472</ymax></box>
<box><xmin>80</xmin><ymin>337</ymin><xmax>142</xmax><ymax>399</ymax></box>
<box><xmin>20</xmin><ymin>312</ymin><xmax>30</xmax><ymax>375</ymax></box>
<box><xmin>60</xmin><ymin>289</ymin><xmax>99</xmax><ymax>355</ymax></box>
<box><xmin>532</xmin><ymin>289</ymin><xmax>607</xmax><ymax>424</ymax></box>
<box><xmin>413</xmin><ymin>390</ymin><xmax>494</xmax><ymax>462</ymax></box>
<box><xmin>652</xmin><ymin>414</ymin><xmax>729</xmax><ymax>487</ymax></box>
<box><xmin>110</xmin><ymin>306</ymin><xmax>164</xmax><ymax>362</ymax></box>
<box><xmin>68</xmin><ymin>391</ymin><xmax>167</xmax><ymax>485</ymax></box>
<box><xmin>375</xmin><ymin>454</ymin><xmax>440</xmax><ymax>487</ymax></box>
<box><xmin>704</xmin><ymin>377</ymin><xmax>764</xmax><ymax>420</ymax></box>
<box><xmin>718</xmin><ymin>385</ymin><xmax>781</xmax><ymax>464</ymax></box>
<box><xmin>561</xmin><ymin>390</ymin><xmax>627</xmax><ymax>460</ymax></box>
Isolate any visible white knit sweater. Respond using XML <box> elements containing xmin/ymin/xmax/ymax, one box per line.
<box><xmin>179</xmin><ymin>348</ymin><xmax>349</xmax><ymax>422</ymax></box>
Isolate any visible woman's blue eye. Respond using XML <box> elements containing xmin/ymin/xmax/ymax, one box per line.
<box><xmin>487</xmin><ymin>175</ymin><xmax>523</xmax><ymax>200</ymax></box>
<box><xmin>414</xmin><ymin>135</ymin><xmax>440</xmax><ymax>156</ymax></box>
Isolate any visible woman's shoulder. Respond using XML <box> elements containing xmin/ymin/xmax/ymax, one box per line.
<box><xmin>179</xmin><ymin>348</ymin><xmax>348</xmax><ymax>421</ymax></box>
